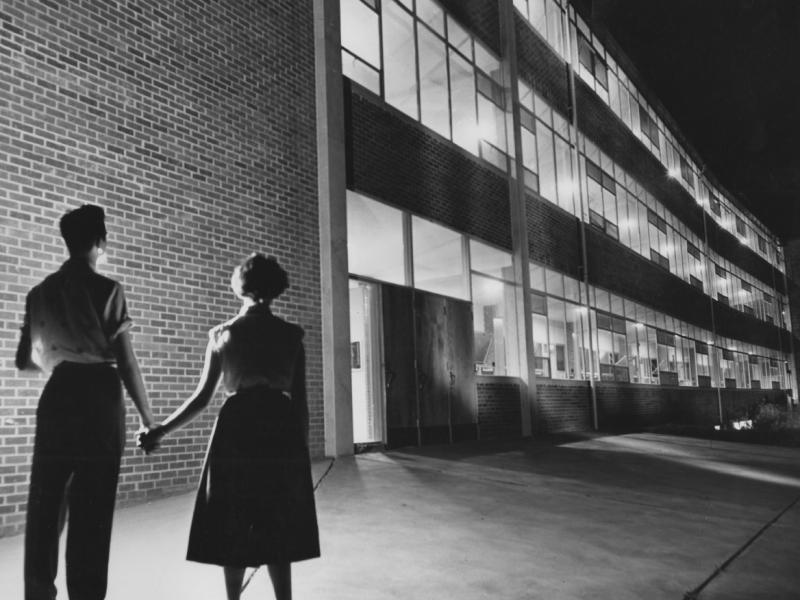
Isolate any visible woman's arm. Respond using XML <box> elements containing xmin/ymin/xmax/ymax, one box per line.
<box><xmin>157</xmin><ymin>339</ymin><xmax>223</xmax><ymax>436</ymax></box>
<box><xmin>112</xmin><ymin>330</ymin><xmax>155</xmax><ymax>428</ymax></box>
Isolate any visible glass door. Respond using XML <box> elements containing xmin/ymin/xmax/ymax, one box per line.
<box><xmin>349</xmin><ymin>279</ymin><xmax>385</xmax><ymax>445</ymax></box>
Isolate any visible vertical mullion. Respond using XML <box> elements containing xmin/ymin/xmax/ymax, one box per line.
<box><xmin>377</xmin><ymin>0</ymin><xmax>385</xmax><ymax>99</ymax></box>
<box><xmin>412</xmin><ymin>2</ymin><xmax>421</xmax><ymax>123</ymax></box>
<box><xmin>444</xmin><ymin>19</ymin><xmax>453</xmax><ymax>143</ymax></box>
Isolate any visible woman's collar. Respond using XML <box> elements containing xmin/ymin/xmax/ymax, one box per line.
<box><xmin>239</xmin><ymin>300</ymin><xmax>272</xmax><ymax>317</ymax></box>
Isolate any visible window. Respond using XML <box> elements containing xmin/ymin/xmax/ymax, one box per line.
<box><xmin>341</xmin><ymin>0</ymin><xmax>381</xmax><ymax>93</ymax></box>
<box><xmin>695</xmin><ymin>342</ymin><xmax>711</xmax><ymax>387</ymax></box>
<box><xmin>536</xmin><ymin>119</ymin><xmax>557</xmax><ymax>203</ymax></box>
<box><xmin>735</xmin><ymin>215</ymin><xmax>746</xmax><ymax>237</ymax></box>
<box><xmin>417</xmin><ymin>22</ymin><xmax>450</xmax><ymax>138</ymax></box>
<box><xmin>382</xmin><ymin>0</ymin><xmax>418</xmax><ymax>119</ymax></box>
<box><xmin>650</xmin><ymin>249</ymin><xmax>670</xmax><ymax>271</ymax></box>
<box><xmin>656</xmin><ymin>329</ymin><xmax>678</xmax><ymax>385</ymax></box>
<box><xmin>472</xmin><ymin>274</ymin><xmax>519</xmax><ymax>376</ymax></box>
<box><xmin>709</xmin><ymin>193</ymin><xmax>721</xmax><ymax>216</ymax></box>
<box><xmin>679</xmin><ymin>155</ymin><xmax>694</xmax><ymax>188</ymax></box>
<box><xmin>639</xmin><ymin>104</ymin><xmax>659</xmax><ymax>147</ymax></box>
<box><xmin>597</xmin><ymin>312</ymin><xmax>628</xmax><ymax>382</ymax></box>
<box><xmin>347</xmin><ymin>192</ymin><xmax>407</xmax><ymax>284</ymax></box>
<box><xmin>547</xmin><ymin>298</ymin><xmax>568</xmax><ymax>379</ymax></box>
<box><xmin>411</xmin><ymin>216</ymin><xmax>468</xmax><ymax>299</ymax></box>
<box><xmin>449</xmin><ymin>49</ymin><xmax>478</xmax><ymax>154</ymax></box>
<box><xmin>578</xmin><ymin>33</ymin><xmax>608</xmax><ymax>90</ymax></box>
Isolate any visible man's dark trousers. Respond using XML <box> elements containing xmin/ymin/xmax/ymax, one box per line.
<box><xmin>24</xmin><ymin>363</ymin><xmax>125</xmax><ymax>600</ymax></box>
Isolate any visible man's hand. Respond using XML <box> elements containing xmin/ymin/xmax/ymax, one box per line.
<box><xmin>136</xmin><ymin>424</ymin><xmax>165</xmax><ymax>454</ymax></box>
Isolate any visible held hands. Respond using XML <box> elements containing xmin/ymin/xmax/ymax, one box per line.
<box><xmin>136</xmin><ymin>424</ymin><xmax>166</xmax><ymax>455</ymax></box>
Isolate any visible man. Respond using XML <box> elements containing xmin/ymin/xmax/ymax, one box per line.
<box><xmin>16</xmin><ymin>204</ymin><xmax>155</xmax><ymax>600</ymax></box>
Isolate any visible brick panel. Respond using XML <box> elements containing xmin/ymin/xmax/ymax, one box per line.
<box><xmin>527</xmin><ymin>193</ymin><xmax>582</xmax><ymax>279</ymax></box>
<box><xmin>515</xmin><ymin>15</ymin><xmax>570</xmax><ymax>116</ymax></box>
<box><xmin>596</xmin><ymin>383</ymin><xmax>670</xmax><ymax>429</ymax></box>
<box><xmin>706</xmin><ymin>223</ymin><xmax>784</xmax><ymax>294</ymax></box>
<box><xmin>347</xmin><ymin>84</ymin><xmax>512</xmax><ymax>250</ymax></box>
<box><xmin>713</xmin><ymin>299</ymin><xmax>788</xmax><ymax>353</ymax></box>
<box><xmin>0</xmin><ymin>0</ymin><xmax>320</xmax><ymax>536</ymax></box>
<box><xmin>585</xmin><ymin>228</ymin><xmax>713</xmax><ymax>330</ymax></box>
<box><xmin>536</xmin><ymin>379</ymin><xmax>592</xmax><ymax>432</ymax></box>
<box><xmin>477</xmin><ymin>378</ymin><xmax>522</xmax><ymax>440</ymax></box>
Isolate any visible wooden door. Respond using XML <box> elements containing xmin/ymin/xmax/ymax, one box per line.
<box><xmin>382</xmin><ymin>284</ymin><xmax>418</xmax><ymax>448</ymax></box>
<box><xmin>445</xmin><ymin>296</ymin><xmax>477</xmax><ymax>441</ymax></box>
<box><xmin>414</xmin><ymin>292</ymin><xmax>451</xmax><ymax>444</ymax></box>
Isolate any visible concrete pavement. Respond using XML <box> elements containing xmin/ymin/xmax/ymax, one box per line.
<box><xmin>0</xmin><ymin>432</ymin><xmax>798</xmax><ymax>599</ymax></box>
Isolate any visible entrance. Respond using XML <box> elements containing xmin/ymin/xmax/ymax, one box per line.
<box><xmin>349</xmin><ymin>279</ymin><xmax>384</xmax><ymax>445</ymax></box>
<box><xmin>382</xmin><ymin>283</ymin><xmax>477</xmax><ymax>448</ymax></box>
<box><xmin>349</xmin><ymin>279</ymin><xmax>478</xmax><ymax>450</ymax></box>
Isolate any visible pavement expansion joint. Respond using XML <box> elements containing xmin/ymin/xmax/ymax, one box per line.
<box><xmin>683</xmin><ymin>493</ymin><xmax>800</xmax><ymax>600</ymax></box>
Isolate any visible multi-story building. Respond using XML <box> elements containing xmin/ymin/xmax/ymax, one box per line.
<box><xmin>332</xmin><ymin>0</ymin><xmax>796</xmax><ymax>447</ymax></box>
<box><xmin>0</xmin><ymin>0</ymin><xmax>795</xmax><ymax>536</ymax></box>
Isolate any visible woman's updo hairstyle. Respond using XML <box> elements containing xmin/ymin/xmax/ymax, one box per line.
<box><xmin>231</xmin><ymin>253</ymin><xmax>289</xmax><ymax>302</ymax></box>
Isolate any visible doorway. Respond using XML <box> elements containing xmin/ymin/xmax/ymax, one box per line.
<box><xmin>349</xmin><ymin>279</ymin><xmax>385</xmax><ymax>446</ymax></box>
<box><xmin>382</xmin><ymin>283</ymin><xmax>477</xmax><ymax>448</ymax></box>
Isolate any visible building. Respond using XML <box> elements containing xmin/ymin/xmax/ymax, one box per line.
<box><xmin>0</xmin><ymin>0</ymin><xmax>795</xmax><ymax>536</ymax></box>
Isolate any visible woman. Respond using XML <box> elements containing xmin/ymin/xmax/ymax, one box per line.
<box><xmin>140</xmin><ymin>253</ymin><xmax>319</xmax><ymax>600</ymax></box>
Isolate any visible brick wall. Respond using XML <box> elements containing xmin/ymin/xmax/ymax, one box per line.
<box><xmin>596</xmin><ymin>383</ymin><xmax>671</xmax><ymax>430</ymax></box>
<box><xmin>0</xmin><ymin>0</ymin><xmax>321</xmax><ymax>537</ymax></box>
<box><xmin>527</xmin><ymin>192</ymin><xmax>582</xmax><ymax>279</ymax></box>
<box><xmin>515</xmin><ymin>14</ymin><xmax>570</xmax><ymax>116</ymax></box>
<box><xmin>536</xmin><ymin>379</ymin><xmax>592</xmax><ymax>433</ymax></box>
<box><xmin>477</xmin><ymin>377</ymin><xmax>522</xmax><ymax>440</ymax></box>
<box><xmin>585</xmin><ymin>227</ymin><xmax>714</xmax><ymax>330</ymax></box>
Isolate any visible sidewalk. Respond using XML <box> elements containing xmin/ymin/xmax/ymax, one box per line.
<box><xmin>0</xmin><ymin>432</ymin><xmax>798</xmax><ymax>599</ymax></box>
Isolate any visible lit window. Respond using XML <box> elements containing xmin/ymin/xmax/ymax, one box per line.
<box><xmin>347</xmin><ymin>192</ymin><xmax>407</xmax><ymax>285</ymax></box>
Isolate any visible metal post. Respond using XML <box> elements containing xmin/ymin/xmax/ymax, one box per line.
<box><xmin>499</xmin><ymin>0</ymin><xmax>537</xmax><ymax>436</ymax></box>
<box><xmin>563</xmin><ymin>7</ymin><xmax>599</xmax><ymax>430</ymax></box>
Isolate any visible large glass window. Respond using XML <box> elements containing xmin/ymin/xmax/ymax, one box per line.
<box><xmin>347</xmin><ymin>192</ymin><xmax>407</xmax><ymax>285</ymax></box>
<box><xmin>417</xmin><ymin>23</ymin><xmax>450</xmax><ymax>138</ymax></box>
<box><xmin>471</xmin><ymin>242</ymin><xmax>519</xmax><ymax>377</ymax></box>
<box><xmin>412</xmin><ymin>216</ymin><xmax>468</xmax><ymax>299</ymax></box>
<box><xmin>472</xmin><ymin>274</ymin><xmax>519</xmax><ymax>376</ymax></box>
<box><xmin>547</xmin><ymin>298</ymin><xmax>568</xmax><ymax>379</ymax></box>
<box><xmin>531</xmin><ymin>292</ymin><xmax>550</xmax><ymax>377</ymax></box>
<box><xmin>341</xmin><ymin>0</ymin><xmax>381</xmax><ymax>93</ymax></box>
<box><xmin>449</xmin><ymin>49</ymin><xmax>478</xmax><ymax>153</ymax></box>
<box><xmin>382</xmin><ymin>0</ymin><xmax>418</xmax><ymax>119</ymax></box>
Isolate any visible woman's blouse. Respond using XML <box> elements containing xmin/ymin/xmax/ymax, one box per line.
<box><xmin>210</xmin><ymin>302</ymin><xmax>304</xmax><ymax>395</ymax></box>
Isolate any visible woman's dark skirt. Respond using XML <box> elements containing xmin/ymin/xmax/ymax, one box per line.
<box><xmin>186</xmin><ymin>388</ymin><xmax>320</xmax><ymax>567</ymax></box>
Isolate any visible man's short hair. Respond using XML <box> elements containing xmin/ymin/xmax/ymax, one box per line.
<box><xmin>59</xmin><ymin>204</ymin><xmax>107</xmax><ymax>255</ymax></box>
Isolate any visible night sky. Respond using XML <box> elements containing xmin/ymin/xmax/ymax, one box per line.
<box><xmin>588</xmin><ymin>0</ymin><xmax>800</xmax><ymax>241</ymax></box>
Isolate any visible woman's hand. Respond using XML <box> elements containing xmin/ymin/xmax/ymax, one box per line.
<box><xmin>136</xmin><ymin>424</ymin><xmax>166</xmax><ymax>454</ymax></box>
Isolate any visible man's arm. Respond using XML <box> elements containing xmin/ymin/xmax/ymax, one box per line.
<box><xmin>111</xmin><ymin>330</ymin><xmax>155</xmax><ymax>428</ymax></box>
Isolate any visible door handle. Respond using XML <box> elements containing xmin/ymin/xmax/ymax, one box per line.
<box><xmin>449</xmin><ymin>370</ymin><xmax>456</xmax><ymax>386</ymax></box>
